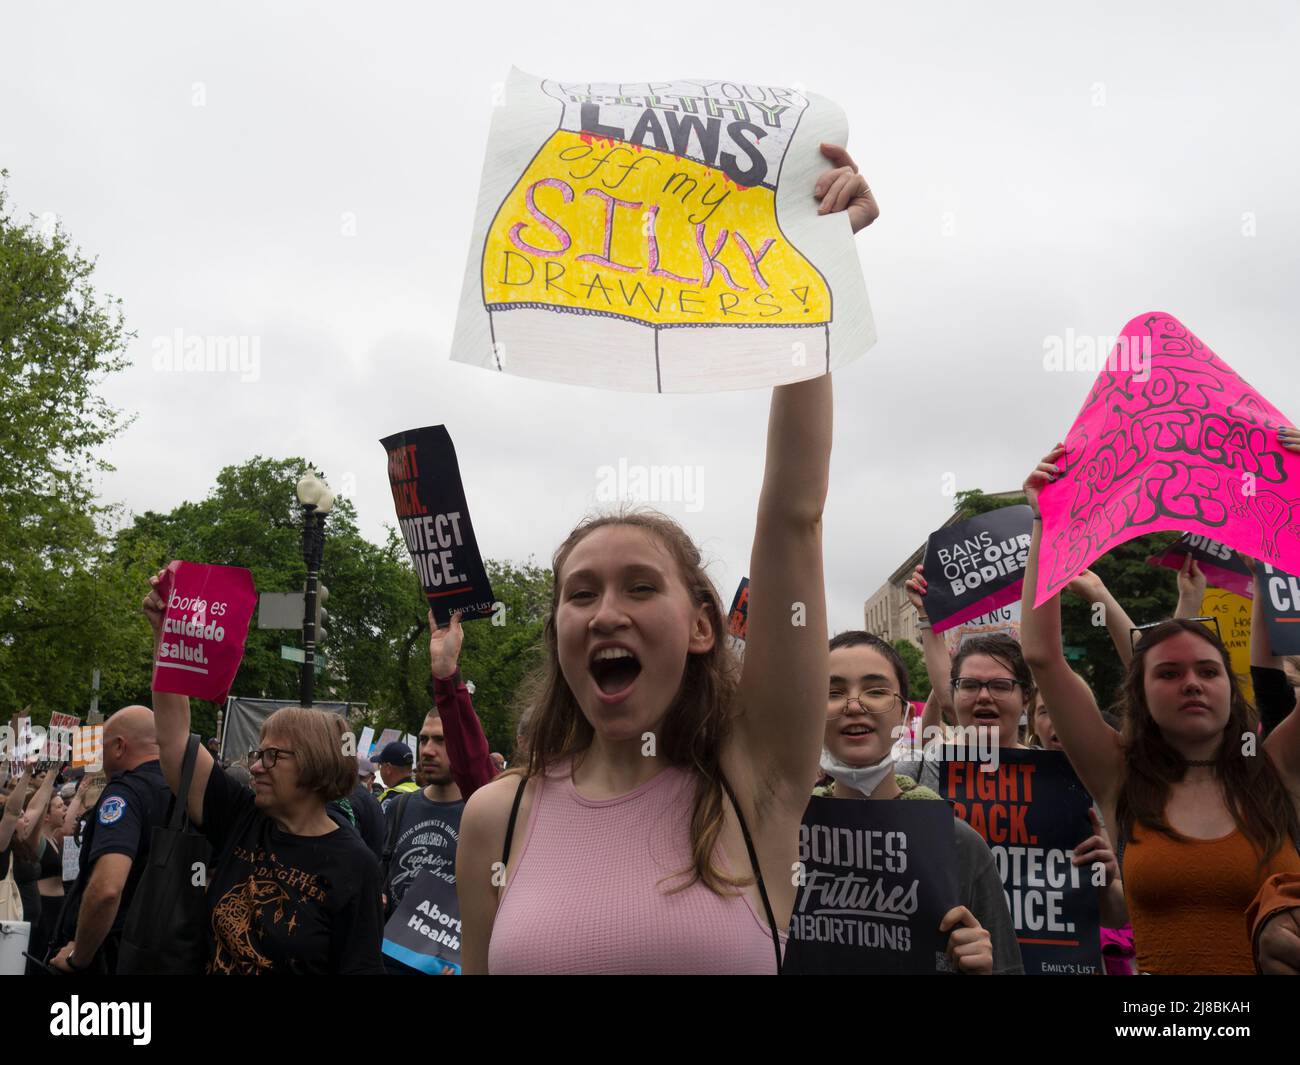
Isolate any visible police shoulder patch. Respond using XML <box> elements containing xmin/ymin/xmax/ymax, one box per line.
<box><xmin>98</xmin><ymin>795</ymin><xmax>127</xmax><ymax>825</ymax></box>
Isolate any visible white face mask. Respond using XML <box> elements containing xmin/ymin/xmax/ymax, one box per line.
<box><xmin>820</xmin><ymin>747</ymin><xmax>896</xmax><ymax>796</ymax></box>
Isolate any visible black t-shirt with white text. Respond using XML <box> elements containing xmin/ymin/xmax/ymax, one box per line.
<box><xmin>384</xmin><ymin>790</ymin><xmax>464</xmax><ymax>908</ymax></box>
<box><xmin>201</xmin><ymin>765</ymin><xmax>384</xmax><ymax>975</ymax></box>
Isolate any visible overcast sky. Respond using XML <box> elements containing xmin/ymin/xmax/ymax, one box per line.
<box><xmin>4</xmin><ymin>1</ymin><xmax>1298</xmax><ymax>632</ymax></box>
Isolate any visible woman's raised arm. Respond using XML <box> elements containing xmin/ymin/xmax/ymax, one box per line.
<box><xmin>728</xmin><ymin>141</ymin><xmax>876</xmax><ymax>813</ymax></box>
<box><xmin>144</xmin><ymin>568</ymin><xmax>214</xmax><ymax>825</ymax></box>
<box><xmin>1018</xmin><ymin>446</ymin><xmax>1124</xmax><ymax>808</ymax></box>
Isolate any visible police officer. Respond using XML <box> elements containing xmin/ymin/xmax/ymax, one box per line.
<box><xmin>373</xmin><ymin>741</ymin><xmax>419</xmax><ymax>809</ymax></box>
<box><xmin>49</xmin><ymin>706</ymin><xmax>173</xmax><ymax>974</ymax></box>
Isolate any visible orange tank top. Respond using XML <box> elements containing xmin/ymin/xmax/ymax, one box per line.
<box><xmin>1123</xmin><ymin>821</ymin><xmax>1300</xmax><ymax>974</ymax></box>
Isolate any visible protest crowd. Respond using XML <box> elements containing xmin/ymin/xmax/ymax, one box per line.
<box><xmin>5</xmin><ymin>134</ymin><xmax>1300</xmax><ymax>982</ymax></box>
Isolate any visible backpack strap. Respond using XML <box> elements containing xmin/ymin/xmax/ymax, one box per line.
<box><xmin>169</xmin><ymin>734</ymin><xmax>202</xmax><ymax>831</ymax></box>
<box><xmin>380</xmin><ymin>791</ymin><xmax>413</xmax><ymax>892</ymax></box>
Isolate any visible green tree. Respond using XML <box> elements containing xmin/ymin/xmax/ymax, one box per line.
<box><xmin>104</xmin><ymin>456</ymin><xmax>553</xmax><ymax>750</ymax></box>
<box><xmin>383</xmin><ymin>557</ymin><xmax>552</xmax><ymax>753</ymax></box>
<box><xmin>0</xmin><ymin>172</ymin><xmax>135</xmax><ymax>718</ymax></box>
<box><xmin>891</xmin><ymin>638</ymin><xmax>932</xmax><ymax>701</ymax></box>
<box><xmin>107</xmin><ymin>457</ymin><xmax>417</xmax><ymax>734</ymax></box>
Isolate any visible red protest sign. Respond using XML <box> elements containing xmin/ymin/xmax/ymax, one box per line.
<box><xmin>151</xmin><ymin>560</ymin><xmax>257</xmax><ymax>703</ymax></box>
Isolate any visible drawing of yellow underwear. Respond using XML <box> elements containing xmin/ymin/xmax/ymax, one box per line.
<box><xmin>479</xmin><ymin>79</ymin><xmax>834</xmax><ymax>392</ymax></box>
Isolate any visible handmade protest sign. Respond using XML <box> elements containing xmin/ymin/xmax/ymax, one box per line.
<box><xmin>783</xmin><ymin>797</ymin><xmax>958</xmax><ymax>974</ymax></box>
<box><xmin>921</xmin><ymin>506</ymin><xmax>1034</xmax><ymax>634</ymax></box>
<box><xmin>1036</xmin><ymin>312</ymin><xmax>1300</xmax><ymax>606</ymax></box>
<box><xmin>939</xmin><ymin>748</ymin><xmax>1101</xmax><ymax>975</ymax></box>
<box><xmin>1259</xmin><ymin>563</ymin><xmax>1300</xmax><ymax>654</ymax></box>
<box><xmin>943</xmin><ymin>602</ymin><xmax>1022</xmax><ymax>654</ymax></box>
<box><xmin>1202</xmin><ymin>588</ymin><xmax>1255</xmax><ymax>701</ymax></box>
<box><xmin>47</xmin><ymin>713</ymin><xmax>80</xmax><ymax>763</ymax></box>
<box><xmin>372</xmin><ymin>729</ymin><xmax>401</xmax><ymax>758</ymax></box>
<box><xmin>451</xmin><ymin>70</ymin><xmax>875</xmax><ymax>393</ymax></box>
<box><xmin>382</xmin><ymin>867</ymin><xmax>462</xmax><ymax>975</ymax></box>
<box><xmin>380</xmin><ymin>425</ymin><xmax>496</xmax><ymax>627</ymax></box>
<box><xmin>1147</xmin><ymin>533</ymin><xmax>1254</xmax><ymax>599</ymax></box>
<box><xmin>357</xmin><ymin>726</ymin><xmax>375</xmax><ymax>762</ymax></box>
<box><xmin>150</xmin><ymin>561</ymin><xmax>257</xmax><ymax>704</ymax></box>
<box><xmin>62</xmin><ymin>834</ymin><xmax>81</xmax><ymax>882</ymax></box>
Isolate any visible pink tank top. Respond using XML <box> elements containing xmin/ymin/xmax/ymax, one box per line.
<box><xmin>489</xmin><ymin>762</ymin><xmax>785</xmax><ymax>974</ymax></box>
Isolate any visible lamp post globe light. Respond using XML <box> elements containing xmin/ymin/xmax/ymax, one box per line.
<box><xmin>296</xmin><ymin>470</ymin><xmax>333</xmax><ymax>707</ymax></box>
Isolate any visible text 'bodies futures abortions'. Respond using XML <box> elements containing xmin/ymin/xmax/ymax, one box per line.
<box><xmin>1035</xmin><ymin>312</ymin><xmax>1300</xmax><ymax>605</ymax></box>
<box><xmin>451</xmin><ymin>70</ymin><xmax>875</xmax><ymax>393</ymax></box>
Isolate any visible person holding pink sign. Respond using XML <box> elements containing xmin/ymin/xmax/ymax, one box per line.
<box><xmin>144</xmin><ymin>568</ymin><xmax>385</xmax><ymax>976</ymax></box>
<box><xmin>1021</xmin><ymin>444</ymin><xmax>1300</xmax><ymax>974</ymax></box>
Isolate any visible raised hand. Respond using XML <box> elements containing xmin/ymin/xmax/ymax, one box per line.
<box><xmin>1279</xmin><ymin>425</ymin><xmax>1300</xmax><ymax>455</ymax></box>
<box><xmin>429</xmin><ymin>610</ymin><xmax>465</xmax><ymax>681</ymax></box>
<box><xmin>1177</xmin><ymin>554</ymin><xmax>1207</xmax><ymax>604</ymax></box>
<box><xmin>814</xmin><ymin>144</ymin><xmax>879</xmax><ymax>233</ymax></box>
<box><xmin>1023</xmin><ymin>444</ymin><xmax>1066</xmax><ymax>517</ymax></box>
<box><xmin>1065</xmin><ymin>569</ymin><xmax>1106</xmax><ymax>603</ymax></box>
<box><xmin>143</xmin><ymin>567</ymin><xmax>169</xmax><ymax>643</ymax></box>
<box><xmin>904</xmin><ymin>565</ymin><xmax>928</xmax><ymax>614</ymax></box>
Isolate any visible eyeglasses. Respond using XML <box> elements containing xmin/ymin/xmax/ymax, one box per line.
<box><xmin>248</xmin><ymin>747</ymin><xmax>296</xmax><ymax>769</ymax></box>
<box><xmin>827</xmin><ymin>689</ymin><xmax>907</xmax><ymax>715</ymax></box>
<box><xmin>1129</xmin><ymin>615</ymin><xmax>1222</xmax><ymax>651</ymax></box>
<box><xmin>952</xmin><ymin>678</ymin><xmax>1023</xmax><ymax>696</ymax></box>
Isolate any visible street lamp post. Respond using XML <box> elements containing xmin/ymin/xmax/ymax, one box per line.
<box><xmin>296</xmin><ymin>471</ymin><xmax>335</xmax><ymax>708</ymax></box>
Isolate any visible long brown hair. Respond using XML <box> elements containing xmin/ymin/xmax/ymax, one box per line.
<box><xmin>1115</xmin><ymin>619</ymin><xmax>1297</xmax><ymax>864</ymax></box>
<box><xmin>517</xmin><ymin>510</ymin><xmax>745</xmax><ymax>896</ymax></box>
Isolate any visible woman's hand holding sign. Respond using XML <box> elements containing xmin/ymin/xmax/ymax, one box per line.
<box><xmin>143</xmin><ymin>569</ymin><xmax>166</xmax><ymax>645</ymax></box>
<box><xmin>905</xmin><ymin>564</ymin><xmax>956</xmax><ymax>729</ymax></box>
<box><xmin>815</xmin><ymin>144</ymin><xmax>879</xmax><ymax>233</ymax></box>
<box><xmin>940</xmin><ymin>906</ymin><xmax>993</xmax><ymax>974</ymax></box>
<box><xmin>1173</xmin><ymin>555</ymin><xmax>1207</xmax><ymax>620</ymax></box>
<box><xmin>1021</xmin><ymin>443</ymin><xmax>1066</xmax><ymax>518</ymax></box>
<box><xmin>1071</xmin><ymin>808</ymin><xmax>1118</xmax><ymax>886</ymax></box>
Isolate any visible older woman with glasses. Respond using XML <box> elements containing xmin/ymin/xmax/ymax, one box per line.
<box><xmin>143</xmin><ymin>568</ymin><xmax>384</xmax><ymax>975</ymax></box>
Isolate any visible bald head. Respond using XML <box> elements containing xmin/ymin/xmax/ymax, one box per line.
<box><xmin>103</xmin><ymin>706</ymin><xmax>159</xmax><ymax>774</ymax></box>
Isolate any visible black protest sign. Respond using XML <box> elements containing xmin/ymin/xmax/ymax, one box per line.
<box><xmin>1259</xmin><ymin>563</ymin><xmax>1300</xmax><ymax>654</ymax></box>
<box><xmin>921</xmin><ymin>505</ymin><xmax>1034</xmax><ymax>634</ymax></box>
<box><xmin>939</xmin><ymin>748</ymin><xmax>1101</xmax><ymax>975</ymax></box>
<box><xmin>1147</xmin><ymin>532</ymin><xmax>1254</xmax><ymax>599</ymax></box>
<box><xmin>725</xmin><ymin>576</ymin><xmax>749</xmax><ymax>659</ymax></box>
<box><xmin>381</xmin><ymin>867</ymin><xmax>463</xmax><ymax>975</ymax></box>
<box><xmin>380</xmin><ymin>425</ymin><xmax>496</xmax><ymax>627</ymax></box>
<box><xmin>783</xmin><ymin>797</ymin><xmax>958</xmax><ymax>974</ymax></box>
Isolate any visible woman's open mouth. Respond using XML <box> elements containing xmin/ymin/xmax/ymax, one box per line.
<box><xmin>973</xmin><ymin>708</ymin><xmax>1000</xmax><ymax>722</ymax></box>
<box><xmin>589</xmin><ymin>645</ymin><xmax>642</xmax><ymax>701</ymax></box>
<box><xmin>840</xmin><ymin>723</ymin><xmax>876</xmax><ymax>738</ymax></box>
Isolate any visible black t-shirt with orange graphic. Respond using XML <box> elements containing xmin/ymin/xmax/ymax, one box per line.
<box><xmin>201</xmin><ymin>765</ymin><xmax>384</xmax><ymax>975</ymax></box>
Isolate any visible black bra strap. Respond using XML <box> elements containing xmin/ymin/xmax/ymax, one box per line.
<box><xmin>719</xmin><ymin>772</ymin><xmax>783</xmax><ymax>975</ymax></box>
<box><xmin>500</xmin><ymin>775</ymin><xmax>528</xmax><ymax>871</ymax></box>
